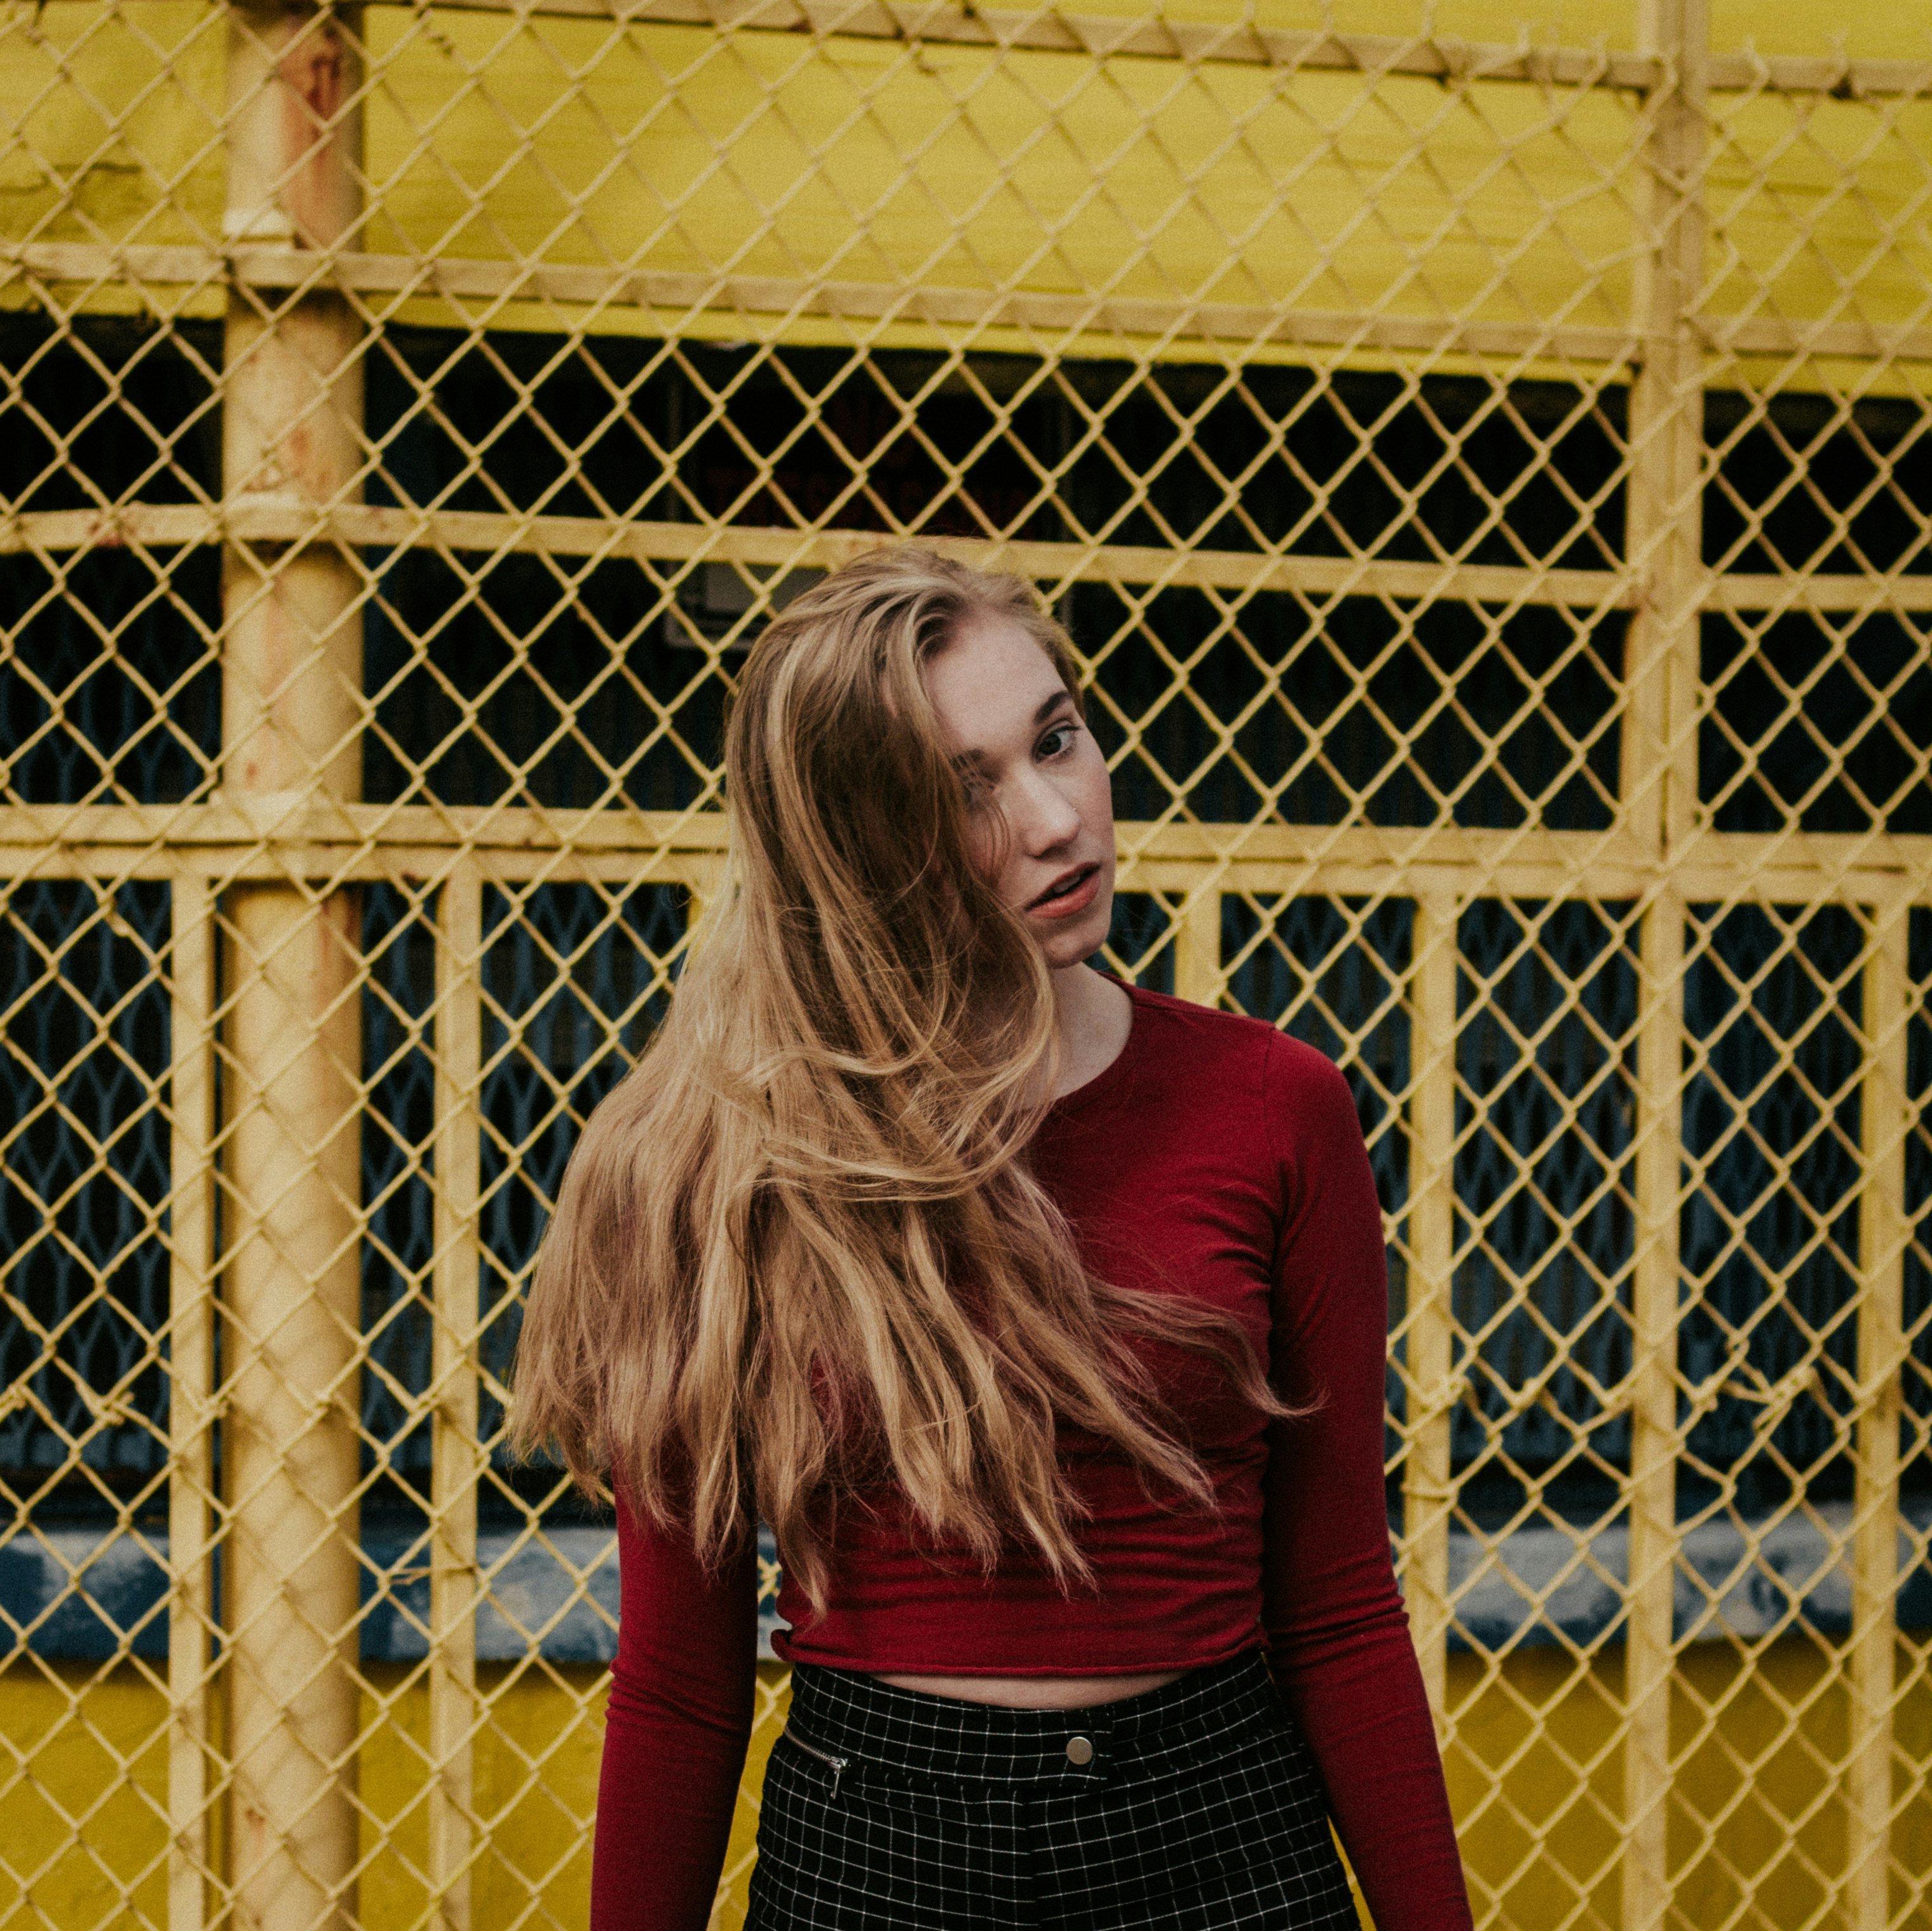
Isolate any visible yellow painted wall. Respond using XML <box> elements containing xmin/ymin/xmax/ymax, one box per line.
<box><xmin>5</xmin><ymin>1641</ymin><xmax>1929</xmax><ymax>1930</ymax></box>
<box><xmin>0</xmin><ymin>1659</ymin><xmax>173</xmax><ymax>1927</ymax></box>
<box><xmin>6</xmin><ymin>1</ymin><xmax>1932</xmax><ymax>350</ymax></box>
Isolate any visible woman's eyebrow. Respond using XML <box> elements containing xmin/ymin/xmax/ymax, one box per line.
<box><xmin>951</xmin><ymin>691</ymin><xmax>1075</xmax><ymax>768</ymax></box>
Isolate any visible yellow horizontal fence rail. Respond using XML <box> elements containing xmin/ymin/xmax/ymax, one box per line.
<box><xmin>4</xmin><ymin>2</ymin><xmax>1932</xmax><ymax>1930</ymax></box>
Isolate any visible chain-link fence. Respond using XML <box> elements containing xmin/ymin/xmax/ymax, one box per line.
<box><xmin>4</xmin><ymin>1</ymin><xmax>1932</xmax><ymax>1926</ymax></box>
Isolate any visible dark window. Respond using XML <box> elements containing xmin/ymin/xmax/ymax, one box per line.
<box><xmin>1223</xmin><ymin>894</ymin><xmax>1413</xmax><ymax>1506</ymax></box>
<box><xmin>1453</xmin><ymin>899</ymin><xmax>1638</xmax><ymax>1526</ymax></box>
<box><xmin>1701</xmin><ymin>611</ymin><xmax>1932</xmax><ymax>835</ymax></box>
<box><xmin>477</xmin><ymin>882</ymin><xmax>686</xmax><ymax>1524</ymax></box>
<box><xmin>1679</xmin><ymin>903</ymin><xmax>1864</xmax><ymax>1517</ymax></box>
<box><xmin>0</xmin><ymin>882</ymin><xmax>172</xmax><ymax>1518</ymax></box>
<box><xmin>1705</xmin><ymin>389</ymin><xmax>1932</xmax><ymax>578</ymax></box>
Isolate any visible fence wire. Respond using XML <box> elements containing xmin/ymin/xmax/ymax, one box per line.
<box><xmin>3</xmin><ymin>3</ymin><xmax>1932</xmax><ymax>1928</ymax></box>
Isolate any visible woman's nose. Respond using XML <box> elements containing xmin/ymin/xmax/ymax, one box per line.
<box><xmin>1010</xmin><ymin>774</ymin><xmax>1081</xmax><ymax>852</ymax></box>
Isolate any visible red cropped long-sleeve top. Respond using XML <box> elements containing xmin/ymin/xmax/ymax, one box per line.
<box><xmin>590</xmin><ymin>985</ymin><xmax>1472</xmax><ymax>1930</ymax></box>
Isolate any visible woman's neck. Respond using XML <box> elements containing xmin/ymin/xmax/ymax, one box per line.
<box><xmin>1048</xmin><ymin>962</ymin><xmax>1134</xmax><ymax>1100</ymax></box>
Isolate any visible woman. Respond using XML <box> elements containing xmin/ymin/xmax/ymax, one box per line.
<box><xmin>514</xmin><ymin>549</ymin><xmax>1471</xmax><ymax>1930</ymax></box>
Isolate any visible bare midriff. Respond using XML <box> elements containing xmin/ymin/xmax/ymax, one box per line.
<box><xmin>872</xmin><ymin>1669</ymin><xmax>1187</xmax><ymax>1709</ymax></box>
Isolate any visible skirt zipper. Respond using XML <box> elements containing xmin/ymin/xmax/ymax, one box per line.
<box><xmin>787</xmin><ymin>1731</ymin><xmax>849</xmax><ymax>1799</ymax></box>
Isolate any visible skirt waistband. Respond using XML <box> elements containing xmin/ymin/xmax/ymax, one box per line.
<box><xmin>783</xmin><ymin>1650</ymin><xmax>1280</xmax><ymax>1789</ymax></box>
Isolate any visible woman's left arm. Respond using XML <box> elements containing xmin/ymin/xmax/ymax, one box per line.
<box><xmin>1260</xmin><ymin>1037</ymin><xmax>1474</xmax><ymax>1931</ymax></box>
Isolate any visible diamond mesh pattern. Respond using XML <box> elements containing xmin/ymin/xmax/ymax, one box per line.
<box><xmin>4</xmin><ymin>4</ymin><xmax>1932</xmax><ymax>1930</ymax></box>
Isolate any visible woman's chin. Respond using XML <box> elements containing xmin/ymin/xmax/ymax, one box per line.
<box><xmin>1037</xmin><ymin>910</ymin><xmax>1113</xmax><ymax>972</ymax></box>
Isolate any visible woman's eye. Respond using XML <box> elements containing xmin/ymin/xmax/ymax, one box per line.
<box><xmin>1038</xmin><ymin>724</ymin><xmax>1078</xmax><ymax>760</ymax></box>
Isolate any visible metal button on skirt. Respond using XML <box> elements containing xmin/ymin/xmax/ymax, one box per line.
<box><xmin>746</xmin><ymin>1651</ymin><xmax>1361</xmax><ymax>1930</ymax></box>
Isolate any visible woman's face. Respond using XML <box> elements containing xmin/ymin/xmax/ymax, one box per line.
<box><xmin>923</xmin><ymin>612</ymin><xmax>1116</xmax><ymax>971</ymax></box>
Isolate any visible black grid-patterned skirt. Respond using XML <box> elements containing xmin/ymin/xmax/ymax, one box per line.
<box><xmin>746</xmin><ymin>1651</ymin><xmax>1361</xmax><ymax>1930</ymax></box>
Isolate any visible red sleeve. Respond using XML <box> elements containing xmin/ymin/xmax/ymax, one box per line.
<box><xmin>590</xmin><ymin>1491</ymin><xmax>759</xmax><ymax>1931</ymax></box>
<box><xmin>1260</xmin><ymin>1039</ymin><xmax>1473</xmax><ymax>1931</ymax></box>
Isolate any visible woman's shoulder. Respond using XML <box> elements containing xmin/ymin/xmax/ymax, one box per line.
<box><xmin>1121</xmin><ymin>985</ymin><xmax>1357</xmax><ymax>1159</ymax></box>
<box><xmin>1124</xmin><ymin>985</ymin><xmax>1344</xmax><ymax>1091</ymax></box>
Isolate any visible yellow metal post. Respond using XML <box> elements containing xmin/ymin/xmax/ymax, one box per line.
<box><xmin>430</xmin><ymin>867</ymin><xmax>483</xmax><ymax>1931</ymax></box>
<box><xmin>219</xmin><ymin>5</ymin><xmax>367</xmax><ymax>1928</ymax></box>
<box><xmin>1624</xmin><ymin>0</ymin><xmax>1709</xmax><ymax>857</ymax></box>
<box><xmin>1621</xmin><ymin>7</ymin><xmax>1706</xmax><ymax>1927</ymax></box>
<box><xmin>168</xmin><ymin>878</ymin><xmax>219</xmax><ymax>1931</ymax></box>
<box><xmin>1174</xmin><ymin>882</ymin><xmax>1223</xmax><ymax>1009</ymax></box>
<box><xmin>1405</xmin><ymin>892</ymin><xmax>1460</xmax><ymax>1728</ymax></box>
<box><xmin>1849</xmin><ymin>900</ymin><xmax>1910</xmax><ymax>1931</ymax></box>
<box><xmin>1625</xmin><ymin>887</ymin><xmax>1685</xmax><ymax>1931</ymax></box>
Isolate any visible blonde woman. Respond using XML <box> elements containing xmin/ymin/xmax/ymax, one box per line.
<box><xmin>514</xmin><ymin>550</ymin><xmax>1471</xmax><ymax>1930</ymax></box>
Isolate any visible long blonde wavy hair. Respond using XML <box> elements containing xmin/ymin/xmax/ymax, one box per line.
<box><xmin>510</xmin><ymin>547</ymin><xmax>1279</xmax><ymax>1608</ymax></box>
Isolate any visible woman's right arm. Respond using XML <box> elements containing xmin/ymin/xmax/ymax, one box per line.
<box><xmin>591</xmin><ymin>1491</ymin><xmax>759</xmax><ymax>1931</ymax></box>
<box><xmin>1260</xmin><ymin>1037</ymin><xmax>1473</xmax><ymax>1931</ymax></box>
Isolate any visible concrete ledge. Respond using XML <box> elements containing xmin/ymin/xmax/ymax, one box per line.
<box><xmin>5</xmin><ymin>1510</ymin><xmax>1927</xmax><ymax>1665</ymax></box>
<box><xmin>0</xmin><ymin>1524</ymin><xmax>788</xmax><ymax>1666</ymax></box>
<box><xmin>1448</xmin><ymin>1500</ymin><xmax>1932</xmax><ymax>1653</ymax></box>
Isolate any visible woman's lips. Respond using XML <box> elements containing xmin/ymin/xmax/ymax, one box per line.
<box><xmin>1026</xmin><ymin>863</ymin><xmax>1101</xmax><ymax>920</ymax></box>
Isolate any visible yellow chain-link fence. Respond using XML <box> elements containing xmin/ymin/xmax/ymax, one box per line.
<box><xmin>4</xmin><ymin>0</ymin><xmax>1932</xmax><ymax>1926</ymax></box>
